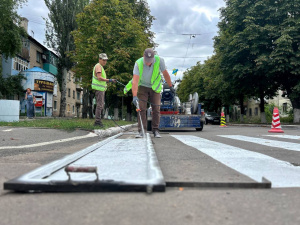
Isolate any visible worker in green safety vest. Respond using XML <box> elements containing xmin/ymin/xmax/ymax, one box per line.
<box><xmin>131</xmin><ymin>48</ymin><xmax>175</xmax><ymax>138</ymax></box>
<box><xmin>92</xmin><ymin>53</ymin><xmax>116</xmax><ymax>127</ymax></box>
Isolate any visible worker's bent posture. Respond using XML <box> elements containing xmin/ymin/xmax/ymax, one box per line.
<box><xmin>132</xmin><ymin>48</ymin><xmax>175</xmax><ymax>138</ymax></box>
<box><xmin>92</xmin><ymin>53</ymin><xmax>116</xmax><ymax>127</ymax></box>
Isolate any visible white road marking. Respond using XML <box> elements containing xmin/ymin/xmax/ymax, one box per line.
<box><xmin>265</xmin><ymin>135</ymin><xmax>300</xmax><ymax>140</ymax></box>
<box><xmin>172</xmin><ymin>135</ymin><xmax>300</xmax><ymax>188</ymax></box>
<box><xmin>3</xmin><ymin>129</ymin><xmax>13</xmax><ymax>132</ymax></box>
<box><xmin>0</xmin><ymin>132</ymin><xmax>98</xmax><ymax>150</ymax></box>
<box><xmin>219</xmin><ymin>135</ymin><xmax>300</xmax><ymax>152</ymax></box>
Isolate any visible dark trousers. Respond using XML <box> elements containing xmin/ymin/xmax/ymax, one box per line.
<box><xmin>137</xmin><ymin>86</ymin><xmax>161</xmax><ymax>132</ymax></box>
<box><xmin>95</xmin><ymin>90</ymin><xmax>105</xmax><ymax>123</ymax></box>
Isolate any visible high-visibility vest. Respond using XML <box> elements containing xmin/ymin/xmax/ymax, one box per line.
<box><xmin>124</xmin><ymin>79</ymin><xmax>132</xmax><ymax>94</ymax></box>
<box><xmin>92</xmin><ymin>63</ymin><xmax>107</xmax><ymax>91</ymax></box>
<box><xmin>124</xmin><ymin>55</ymin><xmax>162</xmax><ymax>94</ymax></box>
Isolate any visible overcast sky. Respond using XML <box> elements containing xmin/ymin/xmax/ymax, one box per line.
<box><xmin>18</xmin><ymin>0</ymin><xmax>226</xmax><ymax>80</ymax></box>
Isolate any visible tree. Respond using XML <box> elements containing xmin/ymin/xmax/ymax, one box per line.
<box><xmin>215</xmin><ymin>0</ymin><xmax>300</xmax><ymax>123</ymax></box>
<box><xmin>214</xmin><ymin>0</ymin><xmax>281</xmax><ymax>123</ymax></box>
<box><xmin>0</xmin><ymin>0</ymin><xmax>27</xmax><ymax>58</ymax></box>
<box><xmin>267</xmin><ymin>0</ymin><xmax>300</xmax><ymax>122</ymax></box>
<box><xmin>176</xmin><ymin>55</ymin><xmax>234</xmax><ymax>114</ymax></box>
<box><xmin>71</xmin><ymin>0</ymin><xmax>153</xmax><ymax>119</ymax></box>
<box><xmin>0</xmin><ymin>73</ymin><xmax>26</xmax><ymax>99</ymax></box>
<box><xmin>44</xmin><ymin>0</ymin><xmax>89</xmax><ymax>117</ymax></box>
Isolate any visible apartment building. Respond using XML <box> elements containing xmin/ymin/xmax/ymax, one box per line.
<box><xmin>1</xmin><ymin>18</ymin><xmax>83</xmax><ymax>117</ymax></box>
<box><xmin>52</xmin><ymin>71</ymin><xmax>83</xmax><ymax>117</ymax></box>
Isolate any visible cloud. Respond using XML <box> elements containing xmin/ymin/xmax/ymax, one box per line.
<box><xmin>18</xmin><ymin>0</ymin><xmax>49</xmax><ymax>45</ymax></box>
<box><xmin>148</xmin><ymin>0</ymin><xmax>225</xmax><ymax>81</ymax></box>
<box><xmin>17</xmin><ymin>0</ymin><xmax>226</xmax><ymax>82</ymax></box>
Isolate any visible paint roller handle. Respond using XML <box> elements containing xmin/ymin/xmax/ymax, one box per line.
<box><xmin>65</xmin><ymin>166</ymin><xmax>99</xmax><ymax>181</ymax></box>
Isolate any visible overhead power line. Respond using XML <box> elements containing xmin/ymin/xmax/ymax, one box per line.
<box><xmin>155</xmin><ymin>40</ymin><xmax>213</xmax><ymax>45</ymax></box>
<box><xmin>154</xmin><ymin>31</ymin><xmax>215</xmax><ymax>35</ymax></box>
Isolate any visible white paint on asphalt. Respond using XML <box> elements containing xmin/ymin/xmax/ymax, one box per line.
<box><xmin>0</xmin><ymin>132</ymin><xmax>98</xmax><ymax>149</ymax></box>
<box><xmin>3</xmin><ymin>129</ymin><xmax>12</xmax><ymax>132</ymax></box>
<box><xmin>265</xmin><ymin>135</ymin><xmax>300</xmax><ymax>140</ymax></box>
<box><xmin>219</xmin><ymin>135</ymin><xmax>300</xmax><ymax>152</ymax></box>
<box><xmin>172</xmin><ymin>135</ymin><xmax>300</xmax><ymax>188</ymax></box>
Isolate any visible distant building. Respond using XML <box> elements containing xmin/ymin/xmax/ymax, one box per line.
<box><xmin>1</xmin><ymin>17</ymin><xmax>83</xmax><ymax>117</ymax></box>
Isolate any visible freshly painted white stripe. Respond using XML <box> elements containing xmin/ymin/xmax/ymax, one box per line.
<box><xmin>219</xmin><ymin>135</ymin><xmax>300</xmax><ymax>152</ymax></box>
<box><xmin>172</xmin><ymin>135</ymin><xmax>300</xmax><ymax>187</ymax></box>
<box><xmin>265</xmin><ymin>135</ymin><xmax>300</xmax><ymax>140</ymax></box>
<box><xmin>0</xmin><ymin>132</ymin><xmax>98</xmax><ymax>149</ymax></box>
<box><xmin>3</xmin><ymin>129</ymin><xmax>12</xmax><ymax>132</ymax></box>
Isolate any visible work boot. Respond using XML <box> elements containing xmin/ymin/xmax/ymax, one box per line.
<box><xmin>153</xmin><ymin>130</ymin><xmax>161</xmax><ymax>138</ymax></box>
<box><xmin>135</xmin><ymin>131</ymin><xmax>144</xmax><ymax>138</ymax></box>
<box><xmin>94</xmin><ymin>121</ymin><xmax>104</xmax><ymax>128</ymax></box>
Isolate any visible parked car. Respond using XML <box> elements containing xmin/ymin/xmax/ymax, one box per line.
<box><xmin>205</xmin><ymin>112</ymin><xmax>221</xmax><ymax>125</ymax></box>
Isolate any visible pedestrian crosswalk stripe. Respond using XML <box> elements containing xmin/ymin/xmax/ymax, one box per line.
<box><xmin>264</xmin><ymin>135</ymin><xmax>300</xmax><ymax>140</ymax></box>
<box><xmin>172</xmin><ymin>135</ymin><xmax>300</xmax><ymax>188</ymax></box>
<box><xmin>219</xmin><ymin>135</ymin><xmax>300</xmax><ymax>152</ymax></box>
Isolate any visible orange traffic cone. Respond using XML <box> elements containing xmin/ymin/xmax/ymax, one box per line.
<box><xmin>268</xmin><ymin>107</ymin><xmax>284</xmax><ymax>133</ymax></box>
<box><xmin>220</xmin><ymin>112</ymin><xmax>227</xmax><ymax>127</ymax></box>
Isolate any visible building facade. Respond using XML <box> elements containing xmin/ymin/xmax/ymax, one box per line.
<box><xmin>1</xmin><ymin>18</ymin><xmax>82</xmax><ymax>118</ymax></box>
<box><xmin>52</xmin><ymin>71</ymin><xmax>83</xmax><ymax>117</ymax></box>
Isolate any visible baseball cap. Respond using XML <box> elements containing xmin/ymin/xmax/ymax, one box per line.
<box><xmin>143</xmin><ymin>48</ymin><xmax>155</xmax><ymax>64</ymax></box>
<box><xmin>99</xmin><ymin>53</ymin><xmax>108</xmax><ymax>60</ymax></box>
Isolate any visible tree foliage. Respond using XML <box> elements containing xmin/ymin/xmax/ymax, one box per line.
<box><xmin>44</xmin><ymin>0</ymin><xmax>89</xmax><ymax>116</ymax></box>
<box><xmin>212</xmin><ymin>0</ymin><xmax>300</xmax><ymax>122</ymax></box>
<box><xmin>177</xmin><ymin>55</ymin><xmax>233</xmax><ymax>112</ymax></box>
<box><xmin>0</xmin><ymin>0</ymin><xmax>27</xmax><ymax>58</ymax></box>
<box><xmin>0</xmin><ymin>73</ymin><xmax>26</xmax><ymax>99</ymax></box>
<box><xmin>71</xmin><ymin>0</ymin><xmax>154</xmax><ymax>118</ymax></box>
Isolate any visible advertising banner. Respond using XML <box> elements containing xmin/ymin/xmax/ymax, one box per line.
<box><xmin>34</xmin><ymin>79</ymin><xmax>54</xmax><ymax>92</ymax></box>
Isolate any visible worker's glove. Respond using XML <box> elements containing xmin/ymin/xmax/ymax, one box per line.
<box><xmin>132</xmin><ymin>96</ymin><xmax>139</xmax><ymax>107</ymax></box>
<box><xmin>170</xmin><ymin>86</ymin><xmax>175</xmax><ymax>94</ymax></box>
<box><xmin>108</xmin><ymin>79</ymin><xmax>116</xmax><ymax>83</ymax></box>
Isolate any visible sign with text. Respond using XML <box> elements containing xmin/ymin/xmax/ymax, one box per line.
<box><xmin>34</xmin><ymin>79</ymin><xmax>54</xmax><ymax>93</ymax></box>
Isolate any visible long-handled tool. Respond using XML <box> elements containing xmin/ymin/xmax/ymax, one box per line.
<box><xmin>136</xmin><ymin>101</ymin><xmax>145</xmax><ymax>138</ymax></box>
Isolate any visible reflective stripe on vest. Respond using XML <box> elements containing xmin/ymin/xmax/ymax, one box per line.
<box><xmin>124</xmin><ymin>79</ymin><xmax>132</xmax><ymax>95</ymax></box>
<box><xmin>136</xmin><ymin>55</ymin><xmax>162</xmax><ymax>93</ymax></box>
<box><xmin>92</xmin><ymin>63</ymin><xmax>107</xmax><ymax>91</ymax></box>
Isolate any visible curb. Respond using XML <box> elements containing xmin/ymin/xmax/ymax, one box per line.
<box><xmin>94</xmin><ymin>123</ymin><xmax>138</xmax><ymax>138</ymax></box>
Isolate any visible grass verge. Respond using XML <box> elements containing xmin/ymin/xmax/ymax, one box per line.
<box><xmin>0</xmin><ymin>118</ymin><xmax>135</xmax><ymax>131</ymax></box>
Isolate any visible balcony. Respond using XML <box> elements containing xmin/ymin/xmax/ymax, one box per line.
<box><xmin>76</xmin><ymin>84</ymin><xmax>83</xmax><ymax>91</ymax></box>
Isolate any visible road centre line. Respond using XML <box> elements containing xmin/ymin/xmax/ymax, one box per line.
<box><xmin>219</xmin><ymin>135</ymin><xmax>300</xmax><ymax>152</ymax></box>
<box><xmin>172</xmin><ymin>135</ymin><xmax>300</xmax><ymax>188</ymax></box>
<box><xmin>0</xmin><ymin>132</ymin><xmax>98</xmax><ymax>150</ymax></box>
<box><xmin>264</xmin><ymin>135</ymin><xmax>300</xmax><ymax>140</ymax></box>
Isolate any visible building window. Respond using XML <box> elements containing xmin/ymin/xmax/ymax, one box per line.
<box><xmin>68</xmin><ymin>88</ymin><xmax>70</xmax><ymax>97</ymax></box>
<box><xmin>255</xmin><ymin>107</ymin><xmax>258</xmax><ymax>116</ymax></box>
<box><xmin>67</xmin><ymin>104</ymin><xmax>70</xmax><ymax>112</ymax></box>
<box><xmin>77</xmin><ymin>91</ymin><xmax>80</xmax><ymax>100</ymax></box>
<box><xmin>283</xmin><ymin>103</ymin><xmax>287</xmax><ymax>113</ymax></box>
<box><xmin>73</xmin><ymin>90</ymin><xmax>75</xmax><ymax>99</ymax></box>
<box><xmin>73</xmin><ymin>105</ymin><xmax>75</xmax><ymax>114</ymax></box>
<box><xmin>36</xmin><ymin>51</ymin><xmax>41</xmax><ymax>63</ymax></box>
<box><xmin>13</xmin><ymin>57</ymin><xmax>29</xmax><ymax>72</ymax></box>
<box><xmin>249</xmin><ymin>108</ymin><xmax>252</xmax><ymax>116</ymax></box>
<box><xmin>68</xmin><ymin>73</ymin><xmax>71</xmax><ymax>81</ymax></box>
<box><xmin>54</xmin><ymin>101</ymin><xmax>57</xmax><ymax>111</ymax></box>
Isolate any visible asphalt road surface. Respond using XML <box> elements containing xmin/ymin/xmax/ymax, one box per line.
<box><xmin>0</xmin><ymin>125</ymin><xmax>300</xmax><ymax>225</ymax></box>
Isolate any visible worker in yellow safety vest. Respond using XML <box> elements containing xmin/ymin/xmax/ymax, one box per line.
<box><xmin>131</xmin><ymin>48</ymin><xmax>175</xmax><ymax>138</ymax></box>
<box><xmin>92</xmin><ymin>53</ymin><xmax>116</xmax><ymax>127</ymax></box>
